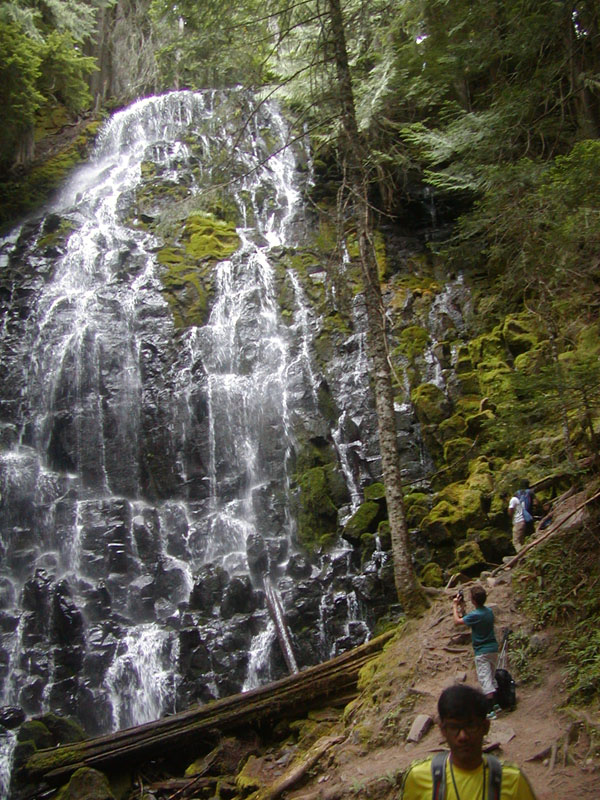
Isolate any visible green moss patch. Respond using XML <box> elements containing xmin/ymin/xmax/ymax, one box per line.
<box><xmin>411</xmin><ymin>383</ymin><xmax>451</xmax><ymax>425</ymax></box>
<box><xmin>183</xmin><ymin>214</ymin><xmax>240</xmax><ymax>260</ymax></box>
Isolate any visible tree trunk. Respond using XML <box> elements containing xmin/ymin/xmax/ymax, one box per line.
<box><xmin>325</xmin><ymin>0</ymin><xmax>427</xmax><ymax>615</ymax></box>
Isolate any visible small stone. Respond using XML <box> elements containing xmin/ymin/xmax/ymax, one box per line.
<box><xmin>494</xmin><ymin>726</ymin><xmax>516</xmax><ymax>745</ymax></box>
<box><xmin>455</xmin><ymin>671</ymin><xmax>467</xmax><ymax>683</ymax></box>
<box><xmin>407</xmin><ymin>714</ymin><xmax>434</xmax><ymax>743</ymax></box>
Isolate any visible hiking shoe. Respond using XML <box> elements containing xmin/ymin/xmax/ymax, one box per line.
<box><xmin>492</xmin><ymin>704</ymin><xmax>502</xmax><ymax>714</ymax></box>
<box><xmin>486</xmin><ymin>710</ymin><xmax>497</xmax><ymax>720</ymax></box>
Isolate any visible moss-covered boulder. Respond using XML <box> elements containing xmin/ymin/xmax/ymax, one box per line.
<box><xmin>183</xmin><ymin>214</ymin><xmax>240</xmax><ymax>260</ymax></box>
<box><xmin>35</xmin><ymin>713</ymin><xmax>86</xmax><ymax>744</ymax></box>
<box><xmin>235</xmin><ymin>754</ymin><xmax>265</xmax><ymax>796</ymax></box>
<box><xmin>443</xmin><ymin>437</ymin><xmax>474</xmax><ymax>468</ymax></box>
<box><xmin>395</xmin><ymin>325</ymin><xmax>429</xmax><ymax>361</ymax></box>
<box><xmin>465</xmin><ymin>409</ymin><xmax>495</xmax><ymax>435</ymax></box>
<box><xmin>411</xmin><ymin>382</ymin><xmax>451</xmax><ymax>425</ymax></box>
<box><xmin>294</xmin><ymin>466</ymin><xmax>339</xmax><ymax>551</ymax></box>
<box><xmin>342</xmin><ymin>500</ymin><xmax>384</xmax><ymax>545</ymax></box>
<box><xmin>420</xmin><ymin>562</ymin><xmax>444</xmax><ymax>587</ymax></box>
<box><xmin>437</xmin><ymin>413</ymin><xmax>468</xmax><ymax>443</ymax></box>
<box><xmin>465</xmin><ymin>459</ymin><xmax>495</xmax><ymax>496</ymax></box>
<box><xmin>476</xmin><ymin>360</ymin><xmax>514</xmax><ymax>401</ymax></box>
<box><xmin>502</xmin><ymin>313</ymin><xmax>542</xmax><ymax>357</ymax></box>
<box><xmin>55</xmin><ymin>767</ymin><xmax>115</xmax><ymax>800</ymax></box>
<box><xmin>452</xmin><ymin>541</ymin><xmax>486</xmax><ymax>575</ymax></box>
<box><xmin>364</xmin><ymin>482</ymin><xmax>386</xmax><ymax>502</ymax></box>
<box><xmin>17</xmin><ymin>719</ymin><xmax>54</xmax><ymax>750</ymax></box>
<box><xmin>360</xmin><ymin>532</ymin><xmax>377</xmax><ymax>562</ymax></box>
<box><xmin>404</xmin><ymin>492</ymin><xmax>429</xmax><ymax>528</ymax></box>
<box><xmin>469</xmin><ymin>527</ymin><xmax>513</xmax><ymax>564</ymax></box>
<box><xmin>423</xmin><ymin>484</ymin><xmax>486</xmax><ymax>538</ymax></box>
<box><xmin>469</xmin><ymin>329</ymin><xmax>505</xmax><ymax>365</ymax></box>
<box><xmin>455</xmin><ymin>345</ymin><xmax>474</xmax><ymax>374</ymax></box>
<box><xmin>455</xmin><ymin>370</ymin><xmax>482</xmax><ymax>395</ymax></box>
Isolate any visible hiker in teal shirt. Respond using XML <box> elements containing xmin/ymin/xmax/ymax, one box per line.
<box><xmin>453</xmin><ymin>585</ymin><xmax>499</xmax><ymax>714</ymax></box>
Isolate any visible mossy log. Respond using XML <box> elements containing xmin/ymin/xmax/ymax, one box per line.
<box><xmin>256</xmin><ymin>733</ymin><xmax>344</xmax><ymax>800</ymax></box>
<box><xmin>25</xmin><ymin>631</ymin><xmax>394</xmax><ymax>788</ymax></box>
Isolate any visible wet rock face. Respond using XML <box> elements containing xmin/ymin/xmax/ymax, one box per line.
<box><xmin>0</xmin><ymin>90</ymin><xmax>452</xmax><ymax>755</ymax></box>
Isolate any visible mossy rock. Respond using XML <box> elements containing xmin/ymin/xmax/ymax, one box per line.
<box><xmin>55</xmin><ymin>767</ymin><xmax>116</xmax><ymax>800</ymax></box>
<box><xmin>452</xmin><ymin>541</ymin><xmax>486</xmax><ymax>575</ymax></box>
<box><xmin>364</xmin><ymin>482</ymin><xmax>386</xmax><ymax>501</ymax></box>
<box><xmin>469</xmin><ymin>328</ymin><xmax>505</xmax><ymax>365</ymax></box>
<box><xmin>294</xmin><ymin>466</ymin><xmax>339</xmax><ymax>551</ymax></box>
<box><xmin>456</xmin><ymin>370</ymin><xmax>482</xmax><ymax>395</ymax></box>
<box><xmin>360</xmin><ymin>532</ymin><xmax>377</xmax><ymax>562</ymax></box>
<box><xmin>423</xmin><ymin>519</ymin><xmax>453</xmax><ymax>545</ymax></box>
<box><xmin>513</xmin><ymin>342</ymin><xmax>552</xmax><ymax>373</ymax></box>
<box><xmin>157</xmin><ymin>247</ymin><xmax>186</xmax><ymax>266</ymax></box>
<box><xmin>502</xmin><ymin>313</ymin><xmax>542</xmax><ymax>357</ymax></box>
<box><xmin>455</xmin><ymin>395</ymin><xmax>485</xmax><ymax>415</ymax></box>
<box><xmin>455</xmin><ymin>345</ymin><xmax>474</xmax><ymax>374</ymax></box>
<box><xmin>395</xmin><ymin>325</ymin><xmax>429</xmax><ymax>361</ymax></box>
<box><xmin>342</xmin><ymin>500</ymin><xmax>383</xmax><ymax>545</ymax></box>
<box><xmin>0</xmin><ymin>117</ymin><xmax>101</xmax><ymax>229</ymax></box>
<box><xmin>17</xmin><ymin>719</ymin><xmax>53</xmax><ymax>749</ymax></box>
<box><xmin>35</xmin><ymin>713</ymin><xmax>86</xmax><ymax>744</ymax></box>
<box><xmin>235</xmin><ymin>755</ymin><xmax>265</xmax><ymax>795</ymax></box>
<box><xmin>12</xmin><ymin>739</ymin><xmax>37</xmax><ymax>783</ymax></box>
<box><xmin>476</xmin><ymin>360</ymin><xmax>514</xmax><ymax>401</ymax></box>
<box><xmin>442</xmin><ymin>437</ymin><xmax>474</xmax><ymax>467</ymax></box>
<box><xmin>405</xmin><ymin>502</ymin><xmax>429</xmax><ymax>528</ymax></box>
<box><xmin>317</xmin><ymin>382</ymin><xmax>340</xmax><ymax>425</ymax></box>
<box><xmin>411</xmin><ymin>382</ymin><xmax>451</xmax><ymax>425</ymax></box>
<box><xmin>420</xmin><ymin>562</ymin><xmax>444</xmax><ymax>588</ymax></box>
<box><xmin>467</xmin><ymin>527</ymin><xmax>513</xmax><ymax>564</ymax></box>
<box><xmin>424</xmin><ymin>485</ymin><xmax>486</xmax><ymax>537</ymax></box>
<box><xmin>404</xmin><ymin>491</ymin><xmax>431</xmax><ymax>509</ymax></box>
<box><xmin>183</xmin><ymin>214</ymin><xmax>240</xmax><ymax>260</ymax></box>
<box><xmin>438</xmin><ymin>413</ymin><xmax>468</xmax><ymax>443</ymax></box>
<box><xmin>293</xmin><ymin>438</ymin><xmax>337</xmax><ymax>473</ymax></box>
<box><xmin>465</xmin><ymin>460</ymin><xmax>495</xmax><ymax>495</ymax></box>
<box><xmin>465</xmin><ymin>409</ymin><xmax>495</xmax><ymax>435</ymax></box>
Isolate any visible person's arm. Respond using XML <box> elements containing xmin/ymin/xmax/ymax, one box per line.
<box><xmin>508</xmin><ymin>496</ymin><xmax>515</xmax><ymax>518</ymax></box>
<box><xmin>452</xmin><ymin>597</ymin><xmax>466</xmax><ymax>625</ymax></box>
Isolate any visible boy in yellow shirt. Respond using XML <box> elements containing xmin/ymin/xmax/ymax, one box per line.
<box><xmin>400</xmin><ymin>685</ymin><xmax>537</xmax><ymax>800</ymax></box>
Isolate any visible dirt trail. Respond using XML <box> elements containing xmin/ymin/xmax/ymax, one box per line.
<box><xmin>286</xmin><ymin>574</ymin><xmax>598</xmax><ymax>800</ymax></box>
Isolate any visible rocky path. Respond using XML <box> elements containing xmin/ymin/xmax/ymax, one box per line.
<box><xmin>285</xmin><ymin>574</ymin><xmax>599</xmax><ymax>800</ymax></box>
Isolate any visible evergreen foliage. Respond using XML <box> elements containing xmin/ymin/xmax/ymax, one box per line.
<box><xmin>0</xmin><ymin>0</ymin><xmax>98</xmax><ymax>168</ymax></box>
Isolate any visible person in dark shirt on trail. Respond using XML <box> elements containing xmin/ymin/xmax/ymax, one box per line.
<box><xmin>453</xmin><ymin>584</ymin><xmax>499</xmax><ymax>715</ymax></box>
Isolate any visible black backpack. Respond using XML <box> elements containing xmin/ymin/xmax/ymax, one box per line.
<box><xmin>494</xmin><ymin>667</ymin><xmax>517</xmax><ymax>710</ymax></box>
<box><xmin>494</xmin><ymin>629</ymin><xmax>517</xmax><ymax>710</ymax></box>
<box><xmin>431</xmin><ymin>752</ymin><xmax>502</xmax><ymax>800</ymax></box>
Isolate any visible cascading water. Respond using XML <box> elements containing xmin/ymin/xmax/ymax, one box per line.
<box><xmin>0</xmin><ymin>89</ymin><xmax>402</xmax><ymax>793</ymax></box>
<box><xmin>0</xmin><ymin>87</ymin><xmax>477</xmax><ymax>796</ymax></box>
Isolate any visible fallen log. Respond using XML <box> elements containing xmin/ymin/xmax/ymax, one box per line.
<box><xmin>25</xmin><ymin>630</ymin><xmax>394</xmax><ymax>788</ymax></box>
<box><xmin>256</xmin><ymin>734</ymin><xmax>344</xmax><ymax>800</ymax></box>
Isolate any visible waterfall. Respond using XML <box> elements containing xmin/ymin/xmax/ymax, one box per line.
<box><xmin>0</xmin><ymin>87</ymin><xmax>391</xmax><ymax>766</ymax></box>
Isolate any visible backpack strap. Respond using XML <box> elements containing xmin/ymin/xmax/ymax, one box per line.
<box><xmin>431</xmin><ymin>751</ymin><xmax>448</xmax><ymax>800</ymax></box>
<box><xmin>430</xmin><ymin>752</ymin><xmax>502</xmax><ymax>800</ymax></box>
<box><xmin>485</xmin><ymin>754</ymin><xmax>502</xmax><ymax>800</ymax></box>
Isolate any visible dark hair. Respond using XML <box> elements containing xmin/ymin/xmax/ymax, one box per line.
<box><xmin>519</xmin><ymin>478</ymin><xmax>530</xmax><ymax>490</ymax></box>
<box><xmin>438</xmin><ymin>684</ymin><xmax>488</xmax><ymax>722</ymax></box>
<box><xmin>470</xmin><ymin>585</ymin><xmax>487</xmax><ymax>607</ymax></box>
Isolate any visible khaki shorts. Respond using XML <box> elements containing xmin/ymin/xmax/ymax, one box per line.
<box><xmin>474</xmin><ymin>652</ymin><xmax>498</xmax><ymax>695</ymax></box>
